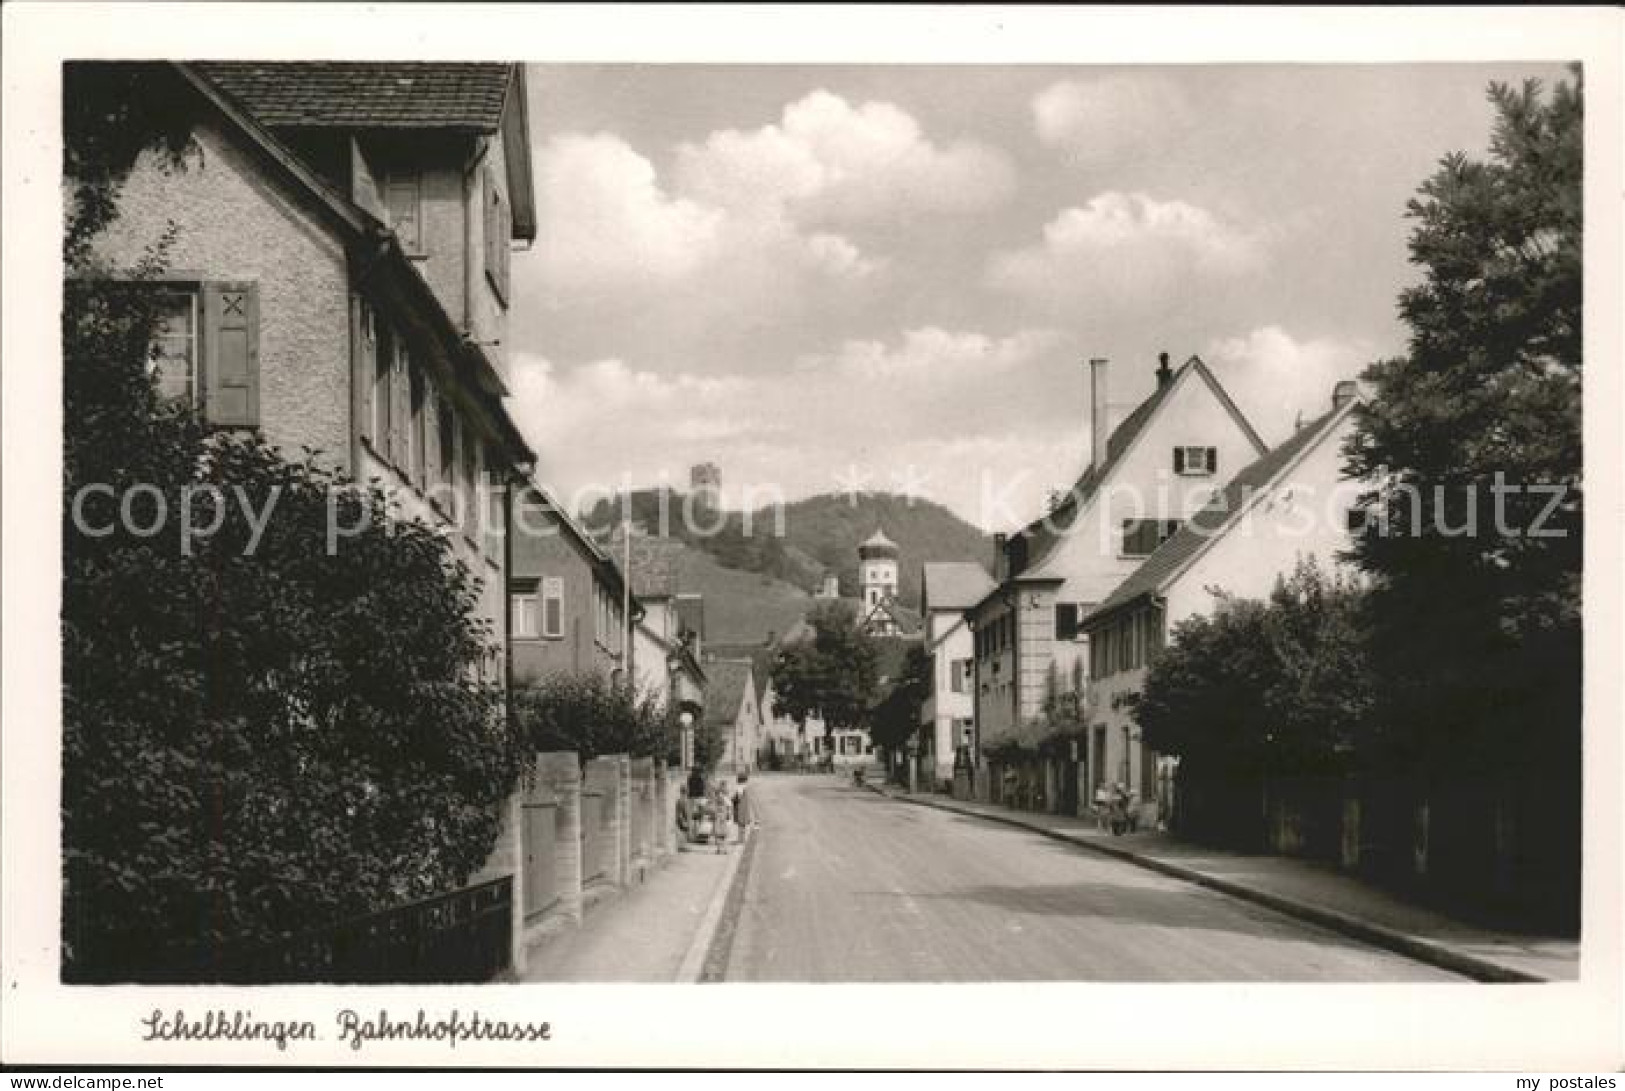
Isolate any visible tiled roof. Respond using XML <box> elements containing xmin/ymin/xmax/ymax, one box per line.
<box><xmin>869</xmin><ymin>597</ymin><xmax>922</xmax><ymax>635</ymax></box>
<box><xmin>703</xmin><ymin>659</ymin><xmax>754</xmax><ymax>726</ymax></box>
<box><xmin>1011</xmin><ymin>356</ymin><xmax>1267</xmax><ymax>577</ymax></box>
<box><xmin>705</xmin><ymin>643</ymin><xmax>777</xmax><ymax>705</ymax></box>
<box><xmin>1084</xmin><ymin>400</ymin><xmax>1356</xmax><ymax>625</ymax></box>
<box><xmin>921</xmin><ymin>561</ymin><xmax>996</xmax><ymax>613</ymax></box>
<box><xmin>858</xmin><ymin>527</ymin><xmax>900</xmax><ymax>558</ymax></box>
<box><xmin>194</xmin><ymin>62</ymin><xmax>513</xmax><ymax>132</ymax></box>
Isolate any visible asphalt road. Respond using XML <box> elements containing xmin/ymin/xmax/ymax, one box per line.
<box><xmin>717</xmin><ymin>774</ymin><xmax>1463</xmax><ymax>982</ymax></box>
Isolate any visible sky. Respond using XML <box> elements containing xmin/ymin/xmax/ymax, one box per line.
<box><xmin>503</xmin><ymin>63</ymin><xmax>1570</xmax><ymax>530</ymax></box>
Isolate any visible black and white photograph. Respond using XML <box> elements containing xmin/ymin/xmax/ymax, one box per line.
<box><xmin>3</xmin><ymin>2</ymin><xmax>1622</xmax><ymax>1074</ymax></box>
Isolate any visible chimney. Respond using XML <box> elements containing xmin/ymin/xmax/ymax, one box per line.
<box><xmin>1088</xmin><ymin>358</ymin><xmax>1109</xmax><ymax>469</ymax></box>
<box><xmin>993</xmin><ymin>532</ymin><xmax>1009</xmax><ymax>583</ymax></box>
<box><xmin>1155</xmin><ymin>351</ymin><xmax>1174</xmax><ymax>389</ymax></box>
<box><xmin>1332</xmin><ymin>380</ymin><xmax>1359</xmax><ymax>409</ymax></box>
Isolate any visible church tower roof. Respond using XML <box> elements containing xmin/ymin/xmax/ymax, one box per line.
<box><xmin>858</xmin><ymin>527</ymin><xmax>900</xmax><ymax>560</ymax></box>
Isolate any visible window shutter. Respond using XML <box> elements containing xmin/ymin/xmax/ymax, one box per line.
<box><xmin>391</xmin><ymin>342</ymin><xmax>409</xmax><ymax>468</ymax></box>
<box><xmin>424</xmin><ymin>385</ymin><xmax>441</xmax><ymax>495</ymax></box>
<box><xmin>1173</xmin><ymin>447</ymin><xmax>1186</xmax><ymax>473</ymax></box>
<box><xmin>1206</xmin><ymin>447</ymin><xmax>1217</xmax><ymax>475</ymax></box>
<box><xmin>202</xmin><ymin>282</ymin><xmax>259</xmax><ymax>427</ymax></box>
<box><xmin>351</xmin><ymin>296</ymin><xmax>374</xmax><ymax>448</ymax></box>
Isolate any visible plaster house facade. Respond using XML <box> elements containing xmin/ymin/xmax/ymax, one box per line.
<box><xmin>918</xmin><ymin>561</ymin><xmax>995</xmax><ymax>791</ymax></box>
<box><xmin>968</xmin><ymin>354</ymin><xmax>1267</xmax><ymax>811</ymax></box>
<box><xmin>70</xmin><ymin>61</ymin><xmax>541</xmax><ymax>965</ymax></box>
<box><xmin>705</xmin><ymin>658</ymin><xmax>764</xmax><ymax>775</ymax></box>
<box><xmin>76</xmin><ymin>62</ymin><xmax>537</xmax><ymax>689</ymax></box>
<box><xmin>1082</xmin><ymin>383</ymin><xmax>1365</xmax><ymax>826</ymax></box>
<box><xmin>509</xmin><ymin>483</ymin><xmax>632</xmax><ymax>686</ymax></box>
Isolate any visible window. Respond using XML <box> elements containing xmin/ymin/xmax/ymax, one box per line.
<box><xmin>541</xmin><ymin>577</ymin><xmax>564</xmax><ymax>639</ymax></box>
<box><xmin>951</xmin><ymin>659</ymin><xmax>970</xmax><ymax>693</ymax></box>
<box><xmin>147</xmin><ymin>290</ymin><xmax>198</xmax><ymax>404</ymax></box>
<box><xmin>1055</xmin><ymin>603</ymin><xmax>1080</xmax><ymax>641</ymax></box>
<box><xmin>1174</xmin><ymin>446</ymin><xmax>1217</xmax><ymax>476</ymax></box>
<box><xmin>1121</xmin><ymin>518</ymin><xmax>1181</xmax><ymax>557</ymax></box>
<box><xmin>383</xmin><ymin>167</ymin><xmax>423</xmax><ymax>254</ymax></box>
<box><xmin>511</xmin><ymin>582</ymin><xmax>539</xmax><ymax>640</ymax></box>
<box><xmin>141</xmin><ymin>282</ymin><xmax>259</xmax><ymax>427</ymax></box>
<box><xmin>371</xmin><ymin>321</ymin><xmax>393</xmax><ymax>447</ymax></box>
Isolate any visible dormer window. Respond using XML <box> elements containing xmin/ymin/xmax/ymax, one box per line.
<box><xmin>382</xmin><ymin>166</ymin><xmax>423</xmax><ymax>255</ymax></box>
<box><xmin>1174</xmin><ymin>446</ymin><xmax>1217</xmax><ymax>475</ymax></box>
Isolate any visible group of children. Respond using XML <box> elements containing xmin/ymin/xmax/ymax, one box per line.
<box><xmin>677</xmin><ymin>769</ymin><xmax>759</xmax><ymax>854</ymax></box>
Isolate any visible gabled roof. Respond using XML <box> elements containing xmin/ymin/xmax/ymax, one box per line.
<box><xmin>864</xmin><ymin>596</ymin><xmax>921</xmax><ymax>636</ymax></box>
<box><xmin>166</xmin><ymin>63</ymin><xmax>534</xmax><ymax>464</ymax></box>
<box><xmin>193</xmin><ymin>62</ymin><xmax>536</xmax><ymax>243</ymax></box>
<box><xmin>704</xmin><ymin>643</ymin><xmax>776</xmax><ymax>706</ymax></box>
<box><xmin>703</xmin><ymin>659</ymin><xmax>755</xmax><ymax>726</ymax></box>
<box><xmin>1012</xmin><ymin>356</ymin><xmax>1267</xmax><ymax>577</ymax></box>
<box><xmin>193</xmin><ymin>62</ymin><xmax>513</xmax><ymax>132</ymax></box>
<box><xmin>1084</xmin><ymin>397</ymin><xmax>1359</xmax><ymax>626</ymax></box>
<box><xmin>518</xmin><ymin>481</ymin><xmax>631</xmax><ymax>600</ymax></box>
<box><xmin>921</xmin><ymin>561</ymin><xmax>996</xmax><ymax>614</ymax></box>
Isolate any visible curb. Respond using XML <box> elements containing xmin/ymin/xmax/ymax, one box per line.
<box><xmin>673</xmin><ymin>832</ymin><xmax>752</xmax><ymax>984</ymax></box>
<box><xmin>871</xmin><ymin>785</ymin><xmax>1548</xmax><ymax>984</ymax></box>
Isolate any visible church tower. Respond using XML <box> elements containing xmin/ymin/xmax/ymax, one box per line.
<box><xmin>858</xmin><ymin>527</ymin><xmax>900</xmax><ymax>616</ymax></box>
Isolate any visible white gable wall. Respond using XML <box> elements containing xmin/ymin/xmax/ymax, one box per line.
<box><xmin>1164</xmin><ymin>412</ymin><xmax>1363</xmax><ymax>623</ymax></box>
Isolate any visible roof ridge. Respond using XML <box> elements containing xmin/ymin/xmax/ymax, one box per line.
<box><xmin>1084</xmin><ymin>396</ymin><xmax>1359</xmax><ymax>625</ymax></box>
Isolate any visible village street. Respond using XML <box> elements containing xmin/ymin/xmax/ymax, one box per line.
<box><xmin>711</xmin><ymin>775</ymin><xmax>1463</xmax><ymax>982</ymax></box>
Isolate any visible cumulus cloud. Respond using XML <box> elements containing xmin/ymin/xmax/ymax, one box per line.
<box><xmin>807</xmin><ymin>326</ymin><xmax>1061</xmax><ymax>381</ymax></box>
<box><xmin>533</xmin><ymin>133</ymin><xmax>722</xmax><ymax>295</ymax></box>
<box><xmin>532</xmin><ymin>90</ymin><xmax>1011</xmax><ymax>320</ymax></box>
<box><xmin>1032</xmin><ymin>74</ymin><xmax>1193</xmax><ymax>166</ymax></box>
<box><xmin>1203</xmin><ymin>326</ymin><xmax>1372</xmax><ymax>444</ymax></box>
<box><xmin>531</xmin><ymin>131</ymin><xmax>880</xmax><ymax>325</ymax></box>
<box><xmin>675</xmin><ymin>89</ymin><xmax>1016</xmax><ymax>225</ymax></box>
<box><xmin>988</xmin><ymin>192</ymin><xmax>1267</xmax><ymax>314</ymax></box>
<box><xmin>505</xmin><ymin>326</ymin><xmax>1075</xmax><ymax>528</ymax></box>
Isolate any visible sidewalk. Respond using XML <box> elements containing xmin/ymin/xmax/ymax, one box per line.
<box><xmin>520</xmin><ymin>835</ymin><xmax>747</xmax><ymax>983</ymax></box>
<box><xmin>876</xmin><ymin>785</ymin><xmax>1579</xmax><ymax>983</ymax></box>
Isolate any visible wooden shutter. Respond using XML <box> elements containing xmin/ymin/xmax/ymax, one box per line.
<box><xmin>1206</xmin><ymin>447</ymin><xmax>1217</xmax><ymax>475</ymax></box>
<box><xmin>1173</xmin><ymin>447</ymin><xmax>1186</xmax><ymax>473</ymax></box>
<box><xmin>351</xmin><ymin>296</ymin><xmax>375</xmax><ymax>449</ymax></box>
<box><xmin>424</xmin><ymin>385</ymin><xmax>441</xmax><ymax>495</ymax></box>
<box><xmin>202</xmin><ymin>282</ymin><xmax>258</xmax><ymax>427</ymax></box>
<box><xmin>543</xmin><ymin>577</ymin><xmax>564</xmax><ymax>638</ymax></box>
<box><xmin>391</xmin><ymin>341</ymin><xmax>409</xmax><ymax>468</ymax></box>
<box><xmin>484</xmin><ymin>166</ymin><xmax>511</xmax><ymax>303</ymax></box>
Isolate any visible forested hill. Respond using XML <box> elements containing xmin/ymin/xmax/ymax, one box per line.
<box><xmin>583</xmin><ymin>490</ymin><xmax>991</xmax><ymax>609</ymax></box>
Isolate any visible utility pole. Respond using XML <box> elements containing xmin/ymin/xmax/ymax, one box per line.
<box><xmin>623</xmin><ymin>512</ymin><xmax>634</xmax><ymax>682</ymax></box>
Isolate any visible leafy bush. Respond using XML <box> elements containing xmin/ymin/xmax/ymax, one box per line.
<box><xmin>1133</xmin><ymin>560</ymin><xmax>1374</xmax><ymax>781</ymax></box>
<box><xmin>62</xmin><ymin>300</ymin><xmax>520</xmax><ymax>979</ymax></box>
<box><xmin>61</xmin><ymin>72</ymin><xmax>520</xmax><ymax>976</ymax></box>
<box><xmin>510</xmin><ymin>670</ymin><xmax>676</xmax><ymax>766</ymax></box>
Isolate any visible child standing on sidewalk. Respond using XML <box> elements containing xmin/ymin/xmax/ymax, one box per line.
<box><xmin>711</xmin><ymin>781</ymin><xmax>734</xmax><ymax>854</ymax></box>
